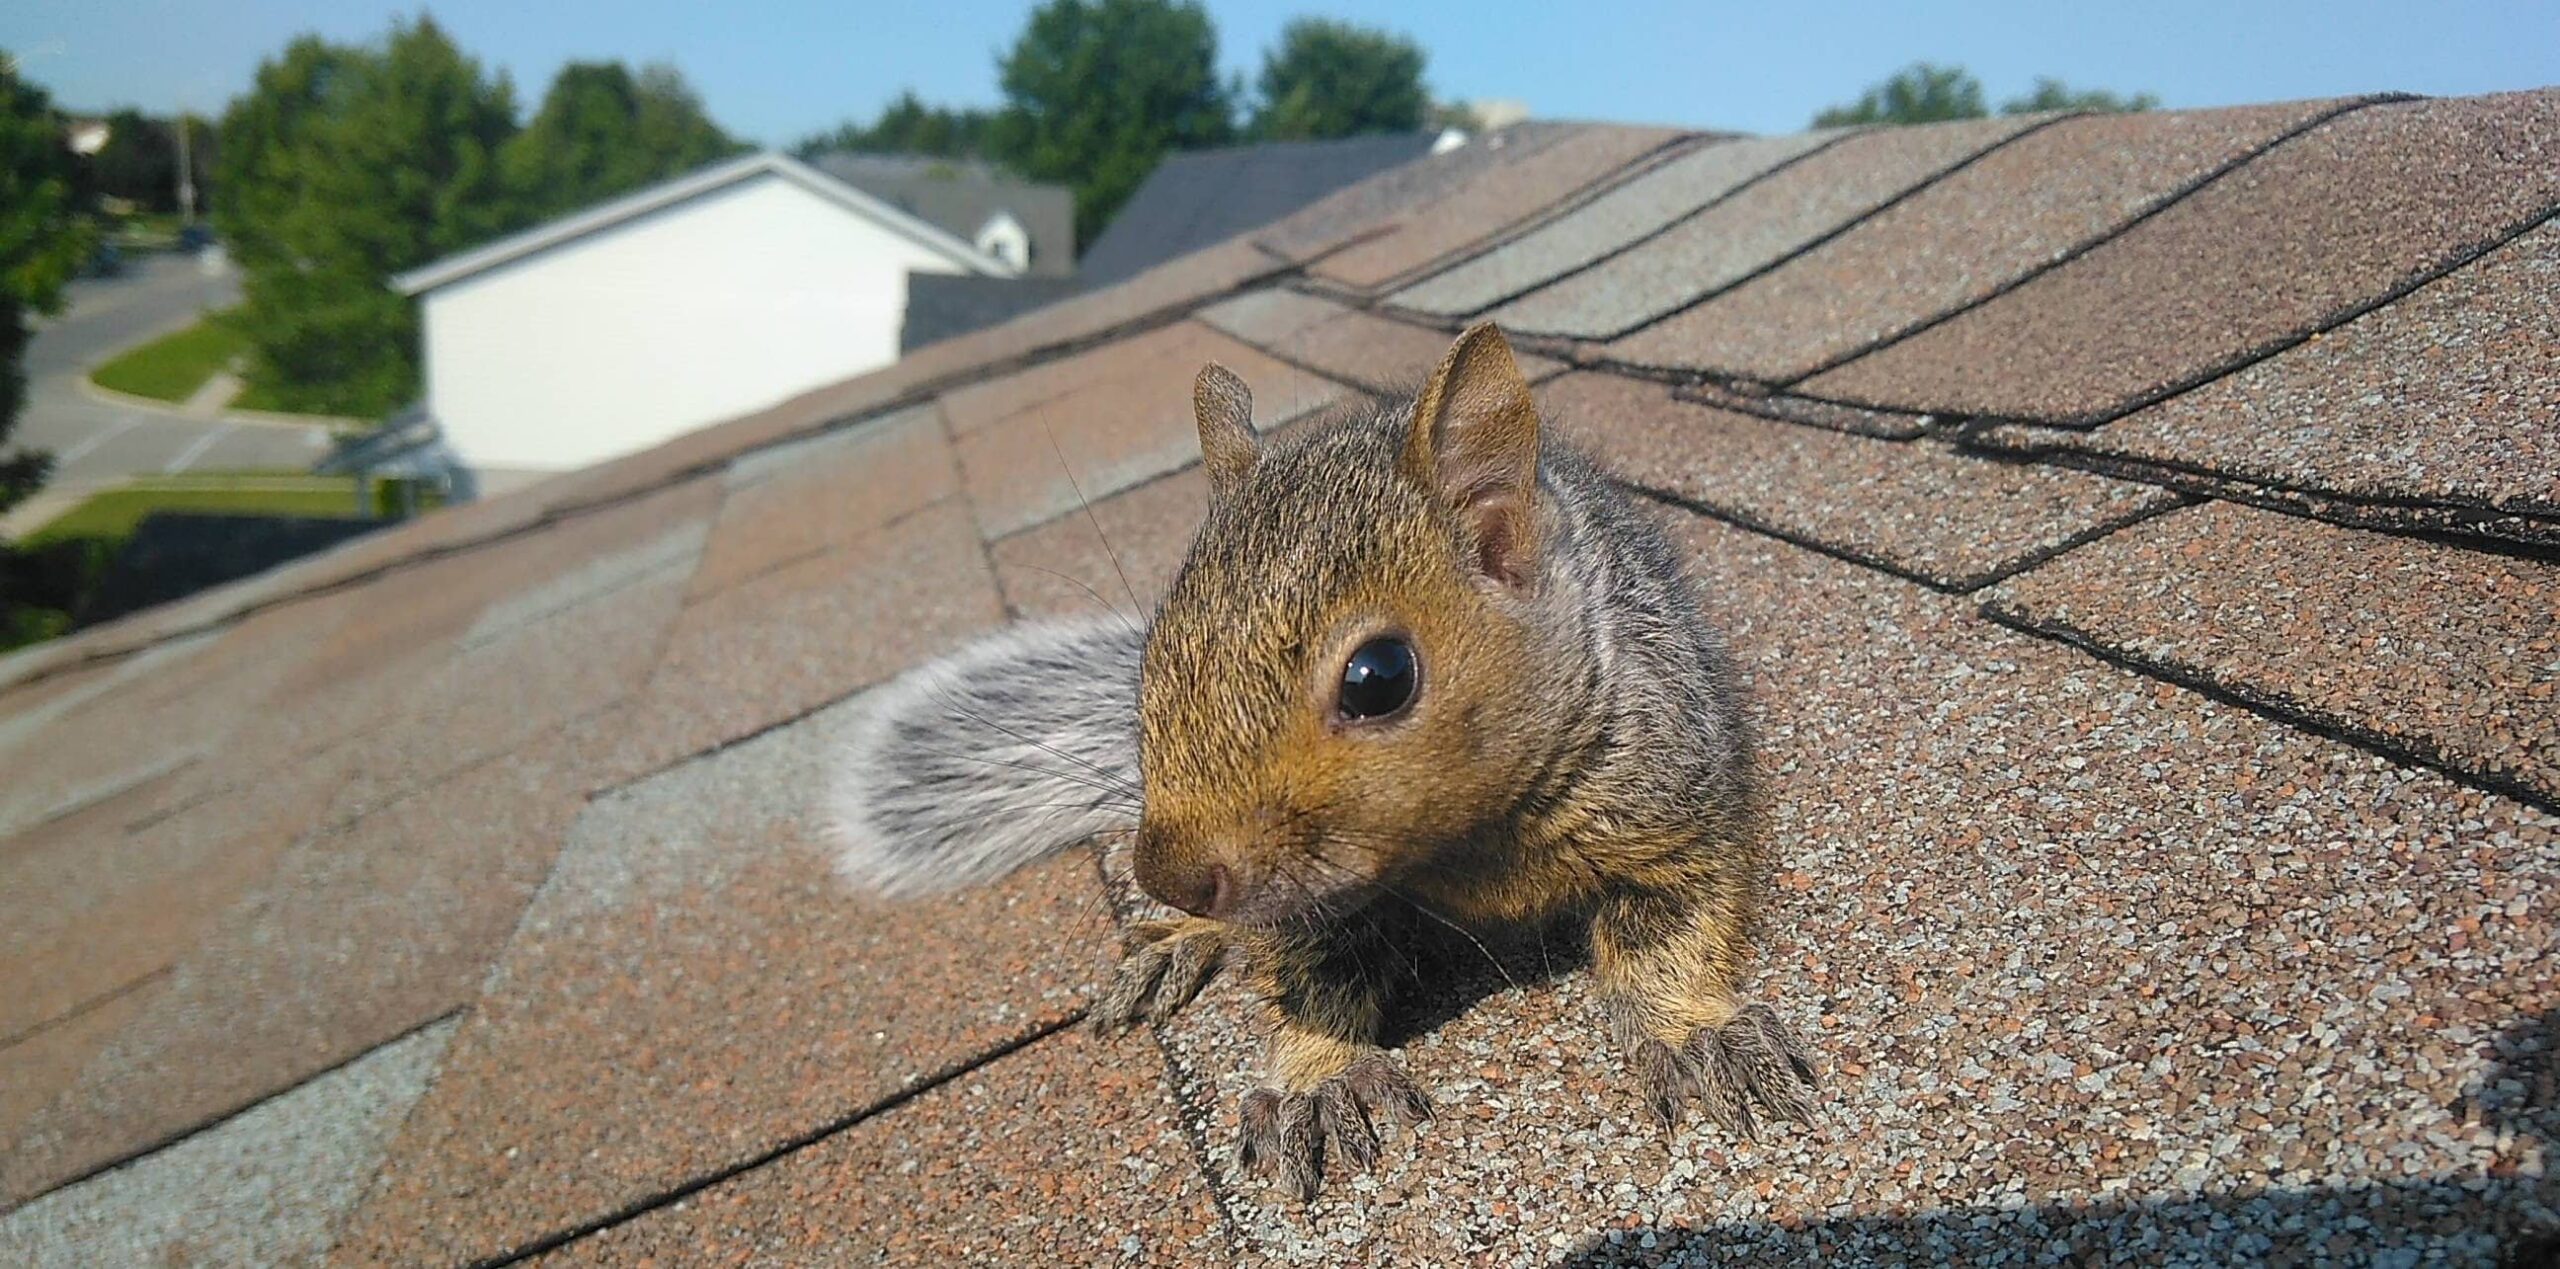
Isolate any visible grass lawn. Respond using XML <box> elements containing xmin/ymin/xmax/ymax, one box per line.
<box><xmin>21</xmin><ymin>475</ymin><xmax>374</xmax><ymax>546</ymax></box>
<box><xmin>88</xmin><ymin>316</ymin><xmax>249</xmax><ymax>403</ymax></box>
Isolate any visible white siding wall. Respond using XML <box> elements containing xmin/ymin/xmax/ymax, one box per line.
<box><xmin>418</xmin><ymin>172</ymin><xmax>968</xmax><ymax>473</ymax></box>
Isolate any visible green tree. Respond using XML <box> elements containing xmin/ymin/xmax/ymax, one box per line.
<box><xmin>1812</xmin><ymin>62</ymin><xmax>1987</xmax><ymax>127</ymax></box>
<box><xmin>990</xmin><ymin>0</ymin><xmax>1235</xmax><ymax>246</ymax></box>
<box><xmin>2001</xmin><ymin>77</ymin><xmax>2160</xmax><ymax>115</ymax></box>
<box><xmin>88</xmin><ymin>108</ymin><xmax>175</xmax><ymax>211</ymax></box>
<box><xmin>1248</xmin><ymin>18</ymin><xmax>1428</xmax><ymax>141</ymax></box>
<box><xmin>501</xmin><ymin>61</ymin><xmax>742</xmax><ymax>224</ymax></box>
<box><xmin>794</xmin><ymin>90</ymin><xmax>1000</xmax><ymax>162</ymax></box>
<box><xmin>212</xmin><ymin>35</ymin><xmax>361</xmax><ymax>272</ymax></box>
<box><xmin>218</xmin><ymin>17</ymin><xmax>516</xmax><ymax>417</ymax></box>
<box><xmin>0</xmin><ymin>53</ymin><xmax>96</xmax><ymax>518</ymax></box>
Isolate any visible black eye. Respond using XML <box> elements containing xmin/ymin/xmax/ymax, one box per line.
<box><xmin>1337</xmin><ymin>637</ymin><xmax>1417</xmax><ymax>721</ymax></box>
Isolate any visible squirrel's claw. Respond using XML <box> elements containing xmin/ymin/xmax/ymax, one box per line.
<box><xmin>1092</xmin><ymin>918</ymin><xmax>1229</xmax><ymax>1035</ymax></box>
<box><xmin>1636</xmin><ymin>1003</ymin><xmax>1818</xmax><ymax>1141</ymax></box>
<box><xmin>1237</xmin><ymin>1052</ymin><xmax>1432</xmax><ymax>1202</ymax></box>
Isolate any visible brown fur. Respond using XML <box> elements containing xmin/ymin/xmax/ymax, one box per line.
<box><xmin>1106</xmin><ymin>324</ymin><xmax>1813</xmax><ymax>1199</ymax></box>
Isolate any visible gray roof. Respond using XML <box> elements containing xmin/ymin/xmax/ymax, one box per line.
<box><xmin>807</xmin><ymin>153</ymin><xmax>1077</xmax><ymax>278</ymax></box>
<box><xmin>899</xmin><ymin>273</ymin><xmax>1086</xmax><ymax>352</ymax></box>
<box><xmin>1076</xmin><ymin>132</ymin><xmax>1443</xmax><ymax>285</ymax></box>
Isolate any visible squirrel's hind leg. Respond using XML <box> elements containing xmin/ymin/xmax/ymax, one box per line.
<box><xmin>1589</xmin><ymin>884</ymin><xmax>1820</xmax><ymax>1142</ymax></box>
<box><xmin>1232</xmin><ymin>921</ymin><xmax>1432</xmax><ymax>1202</ymax></box>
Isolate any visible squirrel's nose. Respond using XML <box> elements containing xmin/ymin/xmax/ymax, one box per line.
<box><xmin>1161</xmin><ymin>863</ymin><xmax>1235</xmax><ymax>919</ymax></box>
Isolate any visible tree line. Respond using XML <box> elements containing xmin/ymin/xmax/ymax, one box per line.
<box><xmin>795</xmin><ymin>5</ymin><xmax>1442</xmax><ymax>246</ymax></box>
<box><xmin>207</xmin><ymin>3</ymin><xmax>1436</xmax><ymax>420</ymax></box>
<box><xmin>1814</xmin><ymin>62</ymin><xmax>2158</xmax><ymax>127</ymax></box>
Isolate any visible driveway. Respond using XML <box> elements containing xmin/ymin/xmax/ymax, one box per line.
<box><xmin>11</xmin><ymin>253</ymin><xmax>333</xmax><ymax>497</ymax></box>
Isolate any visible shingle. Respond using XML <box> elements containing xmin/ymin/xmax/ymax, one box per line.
<box><xmin>0</xmin><ymin>756</ymin><xmax>342</xmax><ymax>1049</ymax></box>
<box><xmin>0</xmin><ymin>982</ymin><xmax>161</xmax><ymax>1188</ymax></box>
<box><xmin>1612</xmin><ymin>98</ymin><xmax>2363</xmax><ymax>381</ymax></box>
<box><xmin>635</xmin><ymin>498</ymin><xmax>1007</xmax><ymax>760</ymax></box>
<box><xmin>1970</xmin><ymin>216</ymin><xmax>2560</xmax><ymax>546</ymax></box>
<box><xmin>689</xmin><ymin>403</ymin><xmax>958</xmax><ymax>599</ymax></box>
<box><xmin>1493</xmin><ymin>115</ymin><xmax>2048</xmax><ymax>339</ymax></box>
<box><xmin>992</xmin><ymin>467</ymin><xmax>1211</xmax><ymax>621</ymax></box>
<box><xmin>951</xmin><ymin>324</ymin><xmax>1347</xmax><ymax>539</ymax></box>
<box><xmin>1389</xmin><ymin>131</ymin><xmax>1847</xmax><ymax>317</ymax></box>
<box><xmin>1802</xmin><ymin>90</ymin><xmax>2560</xmax><ymax>423</ymax></box>
<box><xmin>1149</xmin><ymin>508</ymin><xmax>2557</xmax><ymax>1263</ymax></box>
<box><xmin>1986</xmin><ymin>501</ymin><xmax>2559</xmax><ymax>807</ymax></box>
<box><xmin>1544</xmin><ymin>373</ymin><xmax>2178</xmax><ymax>589</ymax></box>
<box><xmin>314</xmin><ymin>525</ymin><xmax>704</xmax><ymax>823</ymax></box>
<box><xmin>0</xmin><ymin>1022</ymin><xmax>454</xmax><ymax>1269</ymax></box>
<box><xmin>533</xmin><ymin>1029</ymin><xmax>1227</xmax><ymax>1267</ymax></box>
<box><xmin>0</xmin><ymin>634</ymin><xmax>225</xmax><ymax>841</ymax></box>
<box><xmin>0</xmin><ymin>734</ymin><xmax>590</xmax><ymax>1204</ymax></box>
<box><xmin>1311</xmin><ymin>125</ymin><xmax>1687</xmax><ymax>290</ymax></box>
<box><xmin>1245</xmin><ymin>307</ymin><xmax>1565</xmax><ymax>396</ymax></box>
<box><xmin>1257</xmin><ymin>122</ymin><xmax>1588</xmax><ymax>261</ymax></box>
<box><xmin>327</xmin><ymin>694</ymin><xmax>1114</xmax><ymax>1266</ymax></box>
<box><xmin>1194</xmin><ymin>286</ymin><xmax>1353</xmax><ymax>347</ymax></box>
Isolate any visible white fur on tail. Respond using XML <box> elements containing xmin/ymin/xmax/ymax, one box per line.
<box><xmin>826</xmin><ymin>616</ymin><xmax>1145</xmax><ymax>897</ymax></box>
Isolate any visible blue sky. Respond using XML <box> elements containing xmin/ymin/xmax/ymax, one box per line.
<box><xmin>7</xmin><ymin>1</ymin><xmax>2556</xmax><ymax>145</ymax></box>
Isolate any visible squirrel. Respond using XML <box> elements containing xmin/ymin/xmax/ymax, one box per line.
<box><xmin>829</xmin><ymin>322</ymin><xmax>1816</xmax><ymax>1200</ymax></box>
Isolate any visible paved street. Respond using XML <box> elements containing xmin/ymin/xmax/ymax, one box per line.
<box><xmin>12</xmin><ymin>252</ymin><xmax>332</xmax><ymax>498</ymax></box>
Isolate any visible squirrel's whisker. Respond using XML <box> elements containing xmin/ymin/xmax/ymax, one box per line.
<box><xmin>1001</xmin><ymin>562</ymin><xmax>1144</xmax><ymax>636</ymax></box>
<box><xmin>1041</xmin><ymin>418</ymin><xmax>1148</xmax><ymax>625</ymax></box>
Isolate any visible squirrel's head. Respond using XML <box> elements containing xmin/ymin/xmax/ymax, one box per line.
<box><xmin>1133</xmin><ymin>323</ymin><xmax>1564</xmax><ymax>926</ymax></box>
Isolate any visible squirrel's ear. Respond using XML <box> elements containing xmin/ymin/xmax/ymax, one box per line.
<box><xmin>1193</xmin><ymin>362</ymin><xmax>1259</xmax><ymax>503</ymax></box>
<box><xmin>1407</xmin><ymin>323</ymin><xmax>1542</xmax><ymax>591</ymax></box>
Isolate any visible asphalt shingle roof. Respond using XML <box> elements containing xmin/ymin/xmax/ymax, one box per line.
<box><xmin>2</xmin><ymin>88</ymin><xmax>2555</xmax><ymax>1266</ymax></box>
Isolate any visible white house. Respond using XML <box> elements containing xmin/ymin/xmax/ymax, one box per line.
<box><xmin>391</xmin><ymin>152</ymin><xmax>1016</xmax><ymax>489</ymax></box>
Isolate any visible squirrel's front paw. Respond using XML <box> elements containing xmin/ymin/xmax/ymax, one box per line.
<box><xmin>1237</xmin><ymin>1052</ymin><xmax>1432</xmax><ymax>1201</ymax></box>
<box><xmin>1093</xmin><ymin>917</ymin><xmax>1230</xmax><ymax>1034</ymax></box>
<box><xmin>1631</xmin><ymin>1002</ymin><xmax>1818</xmax><ymax>1140</ymax></box>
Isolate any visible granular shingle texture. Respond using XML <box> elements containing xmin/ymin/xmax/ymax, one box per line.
<box><xmin>1803</xmin><ymin>90</ymin><xmax>2560</xmax><ymax>423</ymax></box>
<box><xmin>1310</xmin><ymin>125</ymin><xmax>1686</xmax><ymax>290</ymax></box>
<box><xmin>1543</xmin><ymin>373</ymin><xmax>2179</xmax><ymax>590</ymax></box>
<box><xmin>1968</xmin><ymin>215</ymin><xmax>2560</xmax><ymax>545</ymax></box>
<box><xmin>1241</xmin><ymin>306</ymin><xmax>1563</xmax><ymax>396</ymax></box>
<box><xmin>537</xmin><ymin>1029</ymin><xmax>1230</xmax><ymax>1267</ymax></box>
<box><xmin>1388</xmin><ymin>130</ymin><xmax>1846</xmax><ymax>317</ymax></box>
<box><xmin>4</xmin><ymin>85</ymin><xmax>2556</xmax><ymax>1268</ymax></box>
<box><xmin>0</xmin><ymin>732</ymin><xmax>596</xmax><ymax>1204</ymax></box>
<box><xmin>1256</xmin><ymin>123</ymin><xmax>1588</xmax><ymax>261</ymax></box>
<box><xmin>1609</xmin><ymin>98</ymin><xmax>2364</xmax><ymax>381</ymax></box>
<box><xmin>328</xmin><ymin>696</ymin><xmax>1115</xmax><ymax>1266</ymax></box>
<box><xmin>0</xmin><ymin>1022</ymin><xmax>454</xmax><ymax>1269</ymax></box>
<box><xmin>1985</xmin><ymin>501</ymin><xmax>2560</xmax><ymax>807</ymax></box>
<box><xmin>1493</xmin><ymin>114</ymin><xmax>2049</xmax><ymax>339</ymax></box>
<box><xmin>947</xmin><ymin>323</ymin><xmax>1345</xmax><ymax>538</ymax></box>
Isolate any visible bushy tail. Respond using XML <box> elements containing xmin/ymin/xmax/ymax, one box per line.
<box><xmin>827</xmin><ymin>616</ymin><xmax>1144</xmax><ymax>897</ymax></box>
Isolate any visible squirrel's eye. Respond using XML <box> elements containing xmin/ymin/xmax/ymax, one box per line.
<box><xmin>1337</xmin><ymin>637</ymin><xmax>1417</xmax><ymax>721</ymax></box>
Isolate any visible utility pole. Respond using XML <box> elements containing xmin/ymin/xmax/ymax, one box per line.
<box><xmin>175</xmin><ymin>112</ymin><xmax>198</xmax><ymax>224</ymax></box>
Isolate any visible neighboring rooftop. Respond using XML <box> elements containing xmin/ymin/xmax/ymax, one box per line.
<box><xmin>806</xmin><ymin>152</ymin><xmax>1078</xmax><ymax>279</ymax></box>
<box><xmin>2</xmin><ymin>90</ymin><xmax>2556</xmax><ymax>1266</ymax></box>
<box><xmin>895</xmin><ymin>132</ymin><xmax>1453</xmax><ymax>352</ymax></box>
<box><xmin>1077</xmin><ymin>132</ymin><xmax>1448</xmax><ymax>286</ymax></box>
